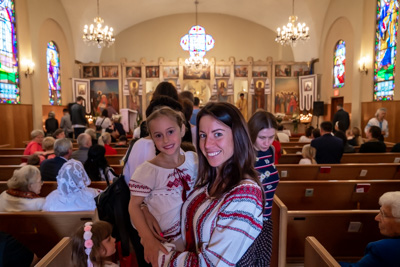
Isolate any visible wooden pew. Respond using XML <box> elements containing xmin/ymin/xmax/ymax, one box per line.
<box><xmin>0</xmin><ymin>211</ymin><xmax>96</xmax><ymax>257</ymax></box>
<box><xmin>105</xmin><ymin>154</ymin><xmax>124</xmax><ymax>165</ymax></box>
<box><xmin>271</xmin><ymin>195</ymin><xmax>381</xmax><ymax>266</ymax></box>
<box><xmin>275</xmin><ymin>180</ymin><xmax>400</xmax><ymax>210</ymax></box>
<box><xmin>276</xmin><ymin>163</ymin><xmax>400</xmax><ymax>180</ymax></box>
<box><xmin>304</xmin><ymin>236</ymin><xmax>340</xmax><ymax>267</ymax></box>
<box><xmin>0</xmin><ymin>147</ymin><xmax>128</xmax><ymax>155</ymax></box>
<box><xmin>0</xmin><ymin>164</ymin><xmax>122</xmax><ymax>181</ymax></box>
<box><xmin>279</xmin><ymin>153</ymin><xmax>400</xmax><ymax>164</ymax></box>
<box><xmin>280</xmin><ymin>144</ymin><xmax>394</xmax><ymax>154</ymax></box>
<box><xmin>35</xmin><ymin>237</ymin><xmax>73</xmax><ymax>267</ymax></box>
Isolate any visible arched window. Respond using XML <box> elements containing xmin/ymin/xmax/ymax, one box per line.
<box><xmin>0</xmin><ymin>0</ymin><xmax>19</xmax><ymax>104</ymax></box>
<box><xmin>333</xmin><ymin>40</ymin><xmax>345</xmax><ymax>88</ymax></box>
<box><xmin>47</xmin><ymin>41</ymin><xmax>61</xmax><ymax>105</ymax></box>
<box><xmin>374</xmin><ymin>0</ymin><xmax>399</xmax><ymax>101</ymax></box>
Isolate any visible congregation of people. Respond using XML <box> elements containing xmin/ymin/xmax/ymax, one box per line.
<box><xmin>1</xmin><ymin>83</ymin><xmax>400</xmax><ymax>267</ymax></box>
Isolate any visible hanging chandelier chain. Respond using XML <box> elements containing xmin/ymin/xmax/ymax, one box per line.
<box><xmin>195</xmin><ymin>0</ymin><xmax>198</xmax><ymax>25</ymax></box>
<box><xmin>292</xmin><ymin>0</ymin><xmax>294</xmax><ymax>16</ymax></box>
<box><xmin>97</xmin><ymin>0</ymin><xmax>100</xmax><ymax>17</ymax></box>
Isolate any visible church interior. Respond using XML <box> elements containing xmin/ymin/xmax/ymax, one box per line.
<box><xmin>0</xmin><ymin>0</ymin><xmax>400</xmax><ymax>266</ymax></box>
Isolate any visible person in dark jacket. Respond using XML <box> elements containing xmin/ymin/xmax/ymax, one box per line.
<box><xmin>45</xmin><ymin>111</ymin><xmax>59</xmax><ymax>136</ymax></box>
<box><xmin>70</xmin><ymin>96</ymin><xmax>87</xmax><ymax>139</ymax></box>
<box><xmin>311</xmin><ymin>121</ymin><xmax>343</xmax><ymax>163</ymax></box>
<box><xmin>332</xmin><ymin>104</ymin><xmax>350</xmax><ymax>133</ymax></box>
<box><xmin>359</xmin><ymin>126</ymin><xmax>386</xmax><ymax>153</ymax></box>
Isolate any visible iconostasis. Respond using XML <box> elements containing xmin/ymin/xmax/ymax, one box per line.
<box><xmin>79</xmin><ymin>57</ymin><xmax>312</xmax><ymax>121</ymax></box>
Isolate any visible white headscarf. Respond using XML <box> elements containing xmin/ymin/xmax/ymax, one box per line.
<box><xmin>57</xmin><ymin>159</ymin><xmax>91</xmax><ymax>196</ymax></box>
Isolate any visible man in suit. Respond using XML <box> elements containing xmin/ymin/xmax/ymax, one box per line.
<box><xmin>339</xmin><ymin>191</ymin><xmax>400</xmax><ymax>266</ymax></box>
<box><xmin>332</xmin><ymin>104</ymin><xmax>350</xmax><ymax>132</ymax></box>
<box><xmin>71</xmin><ymin>133</ymin><xmax>92</xmax><ymax>164</ymax></box>
<box><xmin>40</xmin><ymin>138</ymin><xmax>72</xmax><ymax>181</ymax></box>
<box><xmin>311</xmin><ymin>121</ymin><xmax>343</xmax><ymax>164</ymax></box>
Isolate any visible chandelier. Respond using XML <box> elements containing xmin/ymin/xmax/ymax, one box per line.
<box><xmin>180</xmin><ymin>1</ymin><xmax>215</xmax><ymax>71</ymax></box>
<box><xmin>82</xmin><ymin>0</ymin><xmax>115</xmax><ymax>48</ymax></box>
<box><xmin>275</xmin><ymin>0</ymin><xmax>309</xmax><ymax>46</ymax></box>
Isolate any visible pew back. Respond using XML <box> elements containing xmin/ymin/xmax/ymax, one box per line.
<box><xmin>279</xmin><ymin>153</ymin><xmax>400</xmax><ymax>164</ymax></box>
<box><xmin>304</xmin><ymin>236</ymin><xmax>340</xmax><ymax>267</ymax></box>
<box><xmin>0</xmin><ymin>211</ymin><xmax>96</xmax><ymax>257</ymax></box>
<box><xmin>35</xmin><ymin>237</ymin><xmax>73</xmax><ymax>267</ymax></box>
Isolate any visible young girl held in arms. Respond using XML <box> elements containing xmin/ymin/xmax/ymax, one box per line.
<box><xmin>128</xmin><ymin>106</ymin><xmax>198</xmax><ymax>266</ymax></box>
<box><xmin>72</xmin><ymin>220</ymin><xmax>117</xmax><ymax>267</ymax></box>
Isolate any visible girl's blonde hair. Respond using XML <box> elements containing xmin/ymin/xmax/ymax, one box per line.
<box><xmin>72</xmin><ymin>221</ymin><xmax>113</xmax><ymax>267</ymax></box>
<box><xmin>42</xmin><ymin>137</ymin><xmax>55</xmax><ymax>151</ymax></box>
<box><xmin>301</xmin><ymin>145</ymin><xmax>317</xmax><ymax>164</ymax></box>
<box><xmin>351</xmin><ymin>127</ymin><xmax>364</xmax><ymax>146</ymax></box>
<box><xmin>146</xmin><ymin>106</ymin><xmax>185</xmax><ymax>136</ymax></box>
<box><xmin>98</xmin><ymin>132</ymin><xmax>111</xmax><ymax>146</ymax></box>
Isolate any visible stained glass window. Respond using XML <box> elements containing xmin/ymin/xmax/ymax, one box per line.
<box><xmin>47</xmin><ymin>41</ymin><xmax>61</xmax><ymax>105</ymax></box>
<box><xmin>374</xmin><ymin>0</ymin><xmax>399</xmax><ymax>101</ymax></box>
<box><xmin>333</xmin><ymin>40</ymin><xmax>345</xmax><ymax>88</ymax></box>
<box><xmin>0</xmin><ymin>0</ymin><xmax>19</xmax><ymax>104</ymax></box>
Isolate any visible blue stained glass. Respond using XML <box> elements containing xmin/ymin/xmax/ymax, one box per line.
<box><xmin>0</xmin><ymin>0</ymin><xmax>19</xmax><ymax>104</ymax></box>
<box><xmin>47</xmin><ymin>41</ymin><xmax>61</xmax><ymax>105</ymax></box>
<box><xmin>333</xmin><ymin>40</ymin><xmax>345</xmax><ymax>88</ymax></box>
<box><xmin>374</xmin><ymin>0</ymin><xmax>399</xmax><ymax>101</ymax></box>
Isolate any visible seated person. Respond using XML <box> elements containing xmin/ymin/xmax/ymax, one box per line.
<box><xmin>23</xmin><ymin>130</ymin><xmax>44</xmax><ymax>162</ymax></box>
<box><xmin>334</xmin><ymin>130</ymin><xmax>355</xmax><ymax>153</ymax></box>
<box><xmin>85</xmin><ymin>128</ymin><xmax>98</xmax><ymax>145</ymax></box>
<box><xmin>51</xmin><ymin>128</ymin><xmax>65</xmax><ymax>139</ymax></box>
<box><xmin>0</xmin><ymin>232</ymin><xmax>39</xmax><ymax>266</ymax></box>
<box><xmin>339</xmin><ymin>191</ymin><xmax>400</xmax><ymax>266</ymax></box>
<box><xmin>0</xmin><ymin>165</ymin><xmax>45</xmax><ymax>211</ymax></box>
<box><xmin>98</xmin><ymin>132</ymin><xmax>117</xmax><ymax>155</ymax></box>
<box><xmin>359</xmin><ymin>126</ymin><xmax>386</xmax><ymax>153</ymax></box>
<box><xmin>71</xmin><ymin>133</ymin><xmax>92</xmax><ymax>164</ymax></box>
<box><xmin>40</xmin><ymin>138</ymin><xmax>72</xmax><ymax>181</ymax></box>
<box><xmin>84</xmin><ymin>145</ymin><xmax>116</xmax><ymax>183</ymax></box>
<box><xmin>299</xmin><ymin>126</ymin><xmax>314</xmax><ymax>143</ymax></box>
<box><xmin>311</xmin><ymin>128</ymin><xmax>321</xmax><ymax>139</ymax></box>
<box><xmin>391</xmin><ymin>143</ymin><xmax>400</xmax><ymax>152</ymax></box>
<box><xmin>111</xmin><ymin>115</ymin><xmax>126</xmax><ymax>142</ymax></box>
<box><xmin>276</xmin><ymin>125</ymin><xmax>290</xmax><ymax>142</ymax></box>
<box><xmin>311</xmin><ymin>121</ymin><xmax>343</xmax><ymax>164</ymax></box>
<box><xmin>38</xmin><ymin>136</ymin><xmax>56</xmax><ymax>163</ymax></box>
<box><xmin>114</xmin><ymin>135</ymin><xmax>128</xmax><ymax>147</ymax></box>
<box><xmin>299</xmin><ymin>144</ymin><xmax>316</xmax><ymax>164</ymax></box>
<box><xmin>347</xmin><ymin>127</ymin><xmax>364</xmax><ymax>147</ymax></box>
<box><xmin>42</xmin><ymin>159</ymin><xmax>101</xmax><ymax>211</ymax></box>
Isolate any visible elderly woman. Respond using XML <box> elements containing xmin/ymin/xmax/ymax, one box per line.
<box><xmin>42</xmin><ymin>159</ymin><xmax>101</xmax><ymax>211</ymax></box>
<box><xmin>0</xmin><ymin>166</ymin><xmax>45</xmax><ymax>211</ymax></box>
<box><xmin>23</xmin><ymin>130</ymin><xmax>44</xmax><ymax>162</ymax></box>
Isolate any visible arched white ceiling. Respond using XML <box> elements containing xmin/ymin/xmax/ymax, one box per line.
<box><xmin>60</xmin><ymin>0</ymin><xmax>331</xmax><ymax>62</ymax></box>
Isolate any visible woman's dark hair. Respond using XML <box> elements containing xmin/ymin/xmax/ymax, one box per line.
<box><xmin>369</xmin><ymin>125</ymin><xmax>382</xmax><ymax>139</ymax></box>
<box><xmin>334</xmin><ymin>130</ymin><xmax>347</xmax><ymax>145</ymax></box>
<box><xmin>101</xmin><ymin>109</ymin><xmax>108</xmax><ymax>117</ymax></box>
<box><xmin>305</xmin><ymin>126</ymin><xmax>315</xmax><ymax>138</ymax></box>
<box><xmin>84</xmin><ymin>145</ymin><xmax>108</xmax><ymax>181</ymax></box>
<box><xmin>145</xmin><ymin>96</ymin><xmax>182</xmax><ymax>117</ymax></box>
<box><xmin>152</xmin><ymin>82</ymin><xmax>178</xmax><ymax>101</ymax></box>
<box><xmin>196</xmin><ymin>102</ymin><xmax>263</xmax><ymax>204</ymax></box>
<box><xmin>248</xmin><ymin>110</ymin><xmax>278</xmax><ymax>145</ymax></box>
<box><xmin>312</xmin><ymin>128</ymin><xmax>321</xmax><ymax>138</ymax></box>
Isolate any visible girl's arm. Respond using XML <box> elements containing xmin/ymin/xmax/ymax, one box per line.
<box><xmin>128</xmin><ymin>195</ymin><xmax>168</xmax><ymax>267</ymax></box>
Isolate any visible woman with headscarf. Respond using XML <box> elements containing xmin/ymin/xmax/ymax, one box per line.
<box><xmin>42</xmin><ymin>159</ymin><xmax>101</xmax><ymax>211</ymax></box>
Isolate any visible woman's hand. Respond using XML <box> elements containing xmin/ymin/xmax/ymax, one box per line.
<box><xmin>141</xmin><ymin>236</ymin><xmax>168</xmax><ymax>267</ymax></box>
<box><xmin>142</xmin><ymin>205</ymin><xmax>166</xmax><ymax>241</ymax></box>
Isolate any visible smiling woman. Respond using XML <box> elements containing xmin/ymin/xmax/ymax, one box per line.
<box><xmin>157</xmin><ymin>102</ymin><xmax>265</xmax><ymax>266</ymax></box>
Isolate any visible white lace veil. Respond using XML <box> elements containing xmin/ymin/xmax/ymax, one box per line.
<box><xmin>57</xmin><ymin>159</ymin><xmax>91</xmax><ymax>196</ymax></box>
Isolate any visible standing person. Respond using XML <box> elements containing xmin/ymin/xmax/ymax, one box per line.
<box><xmin>96</xmin><ymin>109</ymin><xmax>113</xmax><ymax>134</ymax></box>
<box><xmin>364</xmin><ymin>107</ymin><xmax>389</xmax><ymax>141</ymax></box>
<box><xmin>72</xmin><ymin>221</ymin><xmax>118</xmax><ymax>267</ymax></box>
<box><xmin>311</xmin><ymin>121</ymin><xmax>343</xmax><ymax>164</ymax></box>
<box><xmin>236</xmin><ymin>93</ymin><xmax>248</xmax><ymax>121</ymax></box>
<box><xmin>128</xmin><ymin>107</ymin><xmax>198</xmax><ymax>266</ymax></box>
<box><xmin>71</xmin><ymin>96</ymin><xmax>88</xmax><ymax>139</ymax></box>
<box><xmin>158</xmin><ymin>102</ymin><xmax>264</xmax><ymax>267</ymax></box>
<box><xmin>60</xmin><ymin>108</ymin><xmax>73</xmax><ymax>139</ymax></box>
<box><xmin>339</xmin><ymin>191</ymin><xmax>400</xmax><ymax>267</ymax></box>
<box><xmin>332</xmin><ymin>104</ymin><xmax>350</xmax><ymax>132</ymax></box>
<box><xmin>190</xmin><ymin>97</ymin><xmax>200</xmax><ymax>126</ymax></box>
<box><xmin>247</xmin><ymin>110</ymin><xmax>279</xmax><ymax>265</ymax></box>
<box><xmin>44</xmin><ymin>111</ymin><xmax>59</xmax><ymax>136</ymax></box>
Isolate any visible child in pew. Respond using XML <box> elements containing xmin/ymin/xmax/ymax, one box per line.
<box><xmin>72</xmin><ymin>220</ymin><xmax>118</xmax><ymax>267</ymax></box>
<box><xmin>299</xmin><ymin>144</ymin><xmax>317</xmax><ymax>164</ymax></box>
<box><xmin>128</xmin><ymin>106</ymin><xmax>197</xmax><ymax>266</ymax></box>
